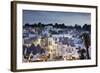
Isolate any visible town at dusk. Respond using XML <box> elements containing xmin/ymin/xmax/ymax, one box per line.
<box><xmin>22</xmin><ymin>10</ymin><xmax>91</xmax><ymax>62</ymax></box>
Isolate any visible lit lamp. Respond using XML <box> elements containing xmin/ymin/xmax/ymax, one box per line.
<box><xmin>66</xmin><ymin>53</ymin><xmax>73</xmax><ymax>60</ymax></box>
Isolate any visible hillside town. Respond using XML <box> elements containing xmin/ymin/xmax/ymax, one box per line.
<box><xmin>22</xmin><ymin>23</ymin><xmax>91</xmax><ymax>62</ymax></box>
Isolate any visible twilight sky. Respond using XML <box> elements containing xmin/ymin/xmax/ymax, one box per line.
<box><xmin>23</xmin><ymin>10</ymin><xmax>91</xmax><ymax>26</ymax></box>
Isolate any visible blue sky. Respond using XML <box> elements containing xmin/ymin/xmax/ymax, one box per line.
<box><xmin>23</xmin><ymin>10</ymin><xmax>91</xmax><ymax>26</ymax></box>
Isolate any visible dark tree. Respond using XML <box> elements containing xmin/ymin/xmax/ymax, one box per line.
<box><xmin>48</xmin><ymin>23</ymin><xmax>53</xmax><ymax>26</ymax></box>
<box><xmin>78</xmin><ymin>49</ymin><xmax>86</xmax><ymax>59</ymax></box>
<box><xmin>38</xmin><ymin>22</ymin><xmax>42</xmax><ymax>27</ymax></box>
<box><xmin>25</xmin><ymin>23</ymin><xmax>30</xmax><ymax>27</ymax></box>
<box><xmin>82</xmin><ymin>33</ymin><xmax>91</xmax><ymax>59</ymax></box>
<box><xmin>53</xmin><ymin>23</ymin><xmax>66</xmax><ymax>28</ymax></box>
<box><xmin>83</xmin><ymin>24</ymin><xmax>91</xmax><ymax>31</ymax></box>
<box><xmin>75</xmin><ymin>24</ymin><xmax>81</xmax><ymax>29</ymax></box>
<box><xmin>60</xmin><ymin>23</ymin><xmax>66</xmax><ymax>28</ymax></box>
<box><xmin>55</xmin><ymin>23</ymin><xmax>59</xmax><ymax>28</ymax></box>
